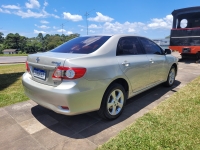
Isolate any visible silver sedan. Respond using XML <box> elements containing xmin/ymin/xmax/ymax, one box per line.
<box><xmin>22</xmin><ymin>34</ymin><xmax>178</xmax><ymax>120</ymax></box>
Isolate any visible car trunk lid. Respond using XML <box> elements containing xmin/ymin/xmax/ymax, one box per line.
<box><xmin>27</xmin><ymin>52</ymin><xmax>87</xmax><ymax>86</ymax></box>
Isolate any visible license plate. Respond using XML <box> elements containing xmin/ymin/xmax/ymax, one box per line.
<box><xmin>33</xmin><ymin>68</ymin><xmax>46</xmax><ymax>80</ymax></box>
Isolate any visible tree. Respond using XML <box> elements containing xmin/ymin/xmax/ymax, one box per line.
<box><xmin>0</xmin><ymin>32</ymin><xmax>81</xmax><ymax>54</ymax></box>
<box><xmin>4</xmin><ymin>33</ymin><xmax>21</xmax><ymax>49</ymax></box>
<box><xmin>165</xmin><ymin>35</ymin><xmax>170</xmax><ymax>39</ymax></box>
<box><xmin>0</xmin><ymin>32</ymin><xmax>4</xmax><ymax>43</ymax></box>
<box><xmin>37</xmin><ymin>33</ymin><xmax>45</xmax><ymax>51</ymax></box>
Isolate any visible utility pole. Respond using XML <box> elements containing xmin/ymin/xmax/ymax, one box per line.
<box><xmin>84</xmin><ymin>12</ymin><xmax>89</xmax><ymax>35</ymax></box>
<box><xmin>84</xmin><ymin>9</ymin><xmax>95</xmax><ymax>35</ymax></box>
<box><xmin>60</xmin><ymin>23</ymin><xmax>65</xmax><ymax>35</ymax></box>
<box><xmin>60</xmin><ymin>23</ymin><xmax>67</xmax><ymax>42</ymax></box>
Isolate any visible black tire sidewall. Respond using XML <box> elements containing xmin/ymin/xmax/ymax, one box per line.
<box><xmin>166</xmin><ymin>67</ymin><xmax>175</xmax><ymax>86</ymax></box>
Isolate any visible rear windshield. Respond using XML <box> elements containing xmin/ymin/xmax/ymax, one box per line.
<box><xmin>50</xmin><ymin>36</ymin><xmax>111</xmax><ymax>54</ymax></box>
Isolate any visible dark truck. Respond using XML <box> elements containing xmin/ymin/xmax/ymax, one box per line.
<box><xmin>169</xmin><ymin>6</ymin><xmax>200</xmax><ymax>59</ymax></box>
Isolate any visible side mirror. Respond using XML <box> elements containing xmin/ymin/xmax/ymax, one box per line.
<box><xmin>165</xmin><ymin>49</ymin><xmax>171</xmax><ymax>54</ymax></box>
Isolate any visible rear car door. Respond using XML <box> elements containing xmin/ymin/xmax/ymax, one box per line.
<box><xmin>138</xmin><ymin>37</ymin><xmax>167</xmax><ymax>84</ymax></box>
<box><xmin>116</xmin><ymin>37</ymin><xmax>150</xmax><ymax>92</ymax></box>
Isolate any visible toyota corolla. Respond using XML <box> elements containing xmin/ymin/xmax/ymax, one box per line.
<box><xmin>22</xmin><ymin>34</ymin><xmax>178</xmax><ymax>120</ymax></box>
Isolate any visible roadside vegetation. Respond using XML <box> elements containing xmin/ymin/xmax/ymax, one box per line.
<box><xmin>0</xmin><ymin>54</ymin><xmax>28</xmax><ymax>56</ymax></box>
<box><xmin>0</xmin><ymin>64</ymin><xmax>28</xmax><ymax>107</ymax></box>
<box><xmin>0</xmin><ymin>32</ymin><xmax>79</xmax><ymax>54</ymax></box>
<box><xmin>98</xmin><ymin>76</ymin><xmax>200</xmax><ymax>149</ymax></box>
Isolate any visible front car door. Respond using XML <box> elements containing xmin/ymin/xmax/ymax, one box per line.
<box><xmin>138</xmin><ymin>37</ymin><xmax>168</xmax><ymax>85</ymax></box>
<box><xmin>116</xmin><ymin>36</ymin><xmax>150</xmax><ymax>92</ymax></box>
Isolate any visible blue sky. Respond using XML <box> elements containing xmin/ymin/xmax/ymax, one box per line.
<box><xmin>0</xmin><ymin>0</ymin><xmax>199</xmax><ymax>39</ymax></box>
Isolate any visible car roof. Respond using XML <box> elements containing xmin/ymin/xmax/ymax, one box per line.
<box><xmin>80</xmin><ymin>34</ymin><xmax>148</xmax><ymax>39</ymax></box>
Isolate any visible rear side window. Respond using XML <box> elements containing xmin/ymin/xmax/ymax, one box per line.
<box><xmin>139</xmin><ymin>37</ymin><xmax>163</xmax><ymax>55</ymax></box>
<box><xmin>50</xmin><ymin>36</ymin><xmax>111</xmax><ymax>54</ymax></box>
<box><xmin>116</xmin><ymin>37</ymin><xmax>144</xmax><ymax>55</ymax></box>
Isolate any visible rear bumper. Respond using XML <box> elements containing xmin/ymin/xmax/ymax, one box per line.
<box><xmin>22</xmin><ymin>73</ymin><xmax>108</xmax><ymax>115</ymax></box>
<box><xmin>169</xmin><ymin>46</ymin><xmax>200</xmax><ymax>54</ymax></box>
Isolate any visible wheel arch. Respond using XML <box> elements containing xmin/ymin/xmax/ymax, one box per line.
<box><xmin>105</xmin><ymin>78</ymin><xmax>129</xmax><ymax>98</ymax></box>
<box><xmin>172</xmin><ymin>63</ymin><xmax>178</xmax><ymax>76</ymax></box>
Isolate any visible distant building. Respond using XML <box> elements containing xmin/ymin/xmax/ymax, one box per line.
<box><xmin>152</xmin><ymin>39</ymin><xmax>170</xmax><ymax>49</ymax></box>
<box><xmin>2</xmin><ymin>49</ymin><xmax>18</xmax><ymax>54</ymax></box>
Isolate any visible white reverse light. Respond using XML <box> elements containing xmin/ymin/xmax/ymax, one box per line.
<box><xmin>65</xmin><ymin>69</ymin><xmax>75</xmax><ymax>78</ymax></box>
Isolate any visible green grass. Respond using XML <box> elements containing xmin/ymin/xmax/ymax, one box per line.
<box><xmin>0</xmin><ymin>64</ymin><xmax>28</xmax><ymax>107</ymax></box>
<box><xmin>98</xmin><ymin>76</ymin><xmax>200</xmax><ymax>150</ymax></box>
<box><xmin>0</xmin><ymin>54</ymin><xmax>28</xmax><ymax>56</ymax></box>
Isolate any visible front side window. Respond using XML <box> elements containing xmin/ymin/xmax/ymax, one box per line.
<box><xmin>139</xmin><ymin>38</ymin><xmax>163</xmax><ymax>55</ymax></box>
<box><xmin>116</xmin><ymin>37</ymin><xmax>144</xmax><ymax>55</ymax></box>
<box><xmin>51</xmin><ymin>36</ymin><xmax>111</xmax><ymax>54</ymax></box>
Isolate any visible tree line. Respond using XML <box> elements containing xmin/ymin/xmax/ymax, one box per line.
<box><xmin>0</xmin><ymin>32</ymin><xmax>80</xmax><ymax>54</ymax></box>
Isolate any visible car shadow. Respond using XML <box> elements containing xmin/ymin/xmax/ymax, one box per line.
<box><xmin>0</xmin><ymin>72</ymin><xmax>24</xmax><ymax>91</ymax></box>
<box><xmin>31</xmin><ymin>80</ymin><xmax>181</xmax><ymax>139</ymax></box>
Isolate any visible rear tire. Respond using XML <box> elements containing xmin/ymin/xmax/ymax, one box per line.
<box><xmin>98</xmin><ymin>83</ymin><xmax>127</xmax><ymax>120</ymax></box>
<box><xmin>164</xmin><ymin>66</ymin><xmax>176</xmax><ymax>87</ymax></box>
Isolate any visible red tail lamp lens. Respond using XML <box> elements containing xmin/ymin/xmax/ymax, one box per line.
<box><xmin>52</xmin><ymin>66</ymin><xmax>86</xmax><ymax>80</ymax></box>
<box><xmin>26</xmin><ymin>61</ymin><xmax>30</xmax><ymax>73</ymax></box>
<box><xmin>61</xmin><ymin>106</ymin><xmax>69</xmax><ymax>110</ymax></box>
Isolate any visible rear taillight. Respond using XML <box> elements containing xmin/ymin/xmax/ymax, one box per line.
<box><xmin>52</xmin><ymin>66</ymin><xmax>86</xmax><ymax>80</ymax></box>
<box><xmin>26</xmin><ymin>61</ymin><xmax>30</xmax><ymax>73</ymax></box>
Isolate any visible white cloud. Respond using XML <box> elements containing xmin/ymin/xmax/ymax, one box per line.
<box><xmin>34</xmin><ymin>29</ymin><xmax>46</xmax><ymax>34</ymax></box>
<box><xmin>44</xmin><ymin>1</ymin><xmax>48</xmax><ymax>7</ymax></box>
<box><xmin>128</xmin><ymin>28</ymin><xmax>135</xmax><ymax>32</ymax></box>
<box><xmin>35</xmin><ymin>24</ymin><xmax>50</xmax><ymax>29</ymax></box>
<box><xmin>78</xmin><ymin>25</ymin><xmax>85</xmax><ymax>28</ymax></box>
<box><xmin>2</xmin><ymin>5</ymin><xmax>20</xmax><ymax>9</ymax></box>
<box><xmin>103</xmin><ymin>21</ymin><xmax>145</xmax><ymax>34</ymax></box>
<box><xmin>0</xmin><ymin>8</ymin><xmax>11</xmax><ymax>14</ymax></box>
<box><xmin>26</xmin><ymin>0</ymin><xmax>40</xmax><ymax>9</ymax></box>
<box><xmin>14</xmin><ymin>8</ymin><xmax>59</xmax><ymax>18</ymax></box>
<box><xmin>89</xmin><ymin>30</ymin><xmax>95</xmax><ymax>33</ymax></box>
<box><xmin>57</xmin><ymin>29</ymin><xmax>66</xmax><ymax>33</ymax></box>
<box><xmin>14</xmin><ymin>9</ymin><xmax>45</xmax><ymax>18</ymax></box>
<box><xmin>80</xmin><ymin>29</ymin><xmax>84</xmax><ymax>31</ymax></box>
<box><xmin>51</xmin><ymin>14</ymin><xmax>59</xmax><ymax>18</ymax></box>
<box><xmin>63</xmin><ymin>12</ymin><xmax>82</xmax><ymax>21</ymax></box>
<box><xmin>88</xmin><ymin>24</ymin><xmax>102</xmax><ymax>29</ymax></box>
<box><xmin>53</xmin><ymin>26</ymin><xmax>58</xmax><ymax>29</ymax></box>
<box><xmin>88</xmin><ymin>12</ymin><xmax>114</xmax><ymax>22</ymax></box>
<box><xmin>57</xmin><ymin>29</ymin><xmax>73</xmax><ymax>35</ymax></box>
<box><xmin>40</xmin><ymin>20</ymin><xmax>49</xmax><ymax>24</ymax></box>
<box><xmin>67</xmin><ymin>31</ymin><xmax>73</xmax><ymax>35</ymax></box>
<box><xmin>147</xmin><ymin>15</ymin><xmax>173</xmax><ymax>29</ymax></box>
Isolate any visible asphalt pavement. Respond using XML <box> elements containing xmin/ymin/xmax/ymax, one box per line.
<box><xmin>0</xmin><ymin>56</ymin><xmax>27</xmax><ymax>64</ymax></box>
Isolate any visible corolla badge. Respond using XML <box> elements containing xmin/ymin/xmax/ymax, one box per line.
<box><xmin>36</xmin><ymin>57</ymin><xmax>40</xmax><ymax>63</ymax></box>
<box><xmin>52</xmin><ymin>61</ymin><xmax>61</xmax><ymax>66</ymax></box>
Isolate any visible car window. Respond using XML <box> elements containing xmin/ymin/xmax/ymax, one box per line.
<box><xmin>116</xmin><ymin>37</ymin><xmax>144</xmax><ymax>55</ymax></box>
<box><xmin>50</xmin><ymin>36</ymin><xmax>111</xmax><ymax>54</ymax></box>
<box><xmin>139</xmin><ymin>37</ymin><xmax>163</xmax><ymax>55</ymax></box>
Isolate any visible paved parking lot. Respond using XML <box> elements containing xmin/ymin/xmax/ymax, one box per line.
<box><xmin>0</xmin><ymin>52</ymin><xmax>200</xmax><ymax>150</ymax></box>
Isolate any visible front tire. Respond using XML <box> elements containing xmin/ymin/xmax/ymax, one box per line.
<box><xmin>164</xmin><ymin>66</ymin><xmax>176</xmax><ymax>87</ymax></box>
<box><xmin>98</xmin><ymin>83</ymin><xmax>127</xmax><ymax>120</ymax></box>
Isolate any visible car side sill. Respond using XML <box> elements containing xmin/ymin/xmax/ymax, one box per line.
<box><xmin>128</xmin><ymin>80</ymin><xmax>166</xmax><ymax>99</ymax></box>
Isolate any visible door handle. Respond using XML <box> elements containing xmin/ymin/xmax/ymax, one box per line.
<box><xmin>122</xmin><ymin>61</ymin><xmax>130</xmax><ymax>66</ymax></box>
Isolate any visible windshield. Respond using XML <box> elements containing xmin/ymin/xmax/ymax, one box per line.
<box><xmin>50</xmin><ymin>36</ymin><xmax>111</xmax><ymax>54</ymax></box>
